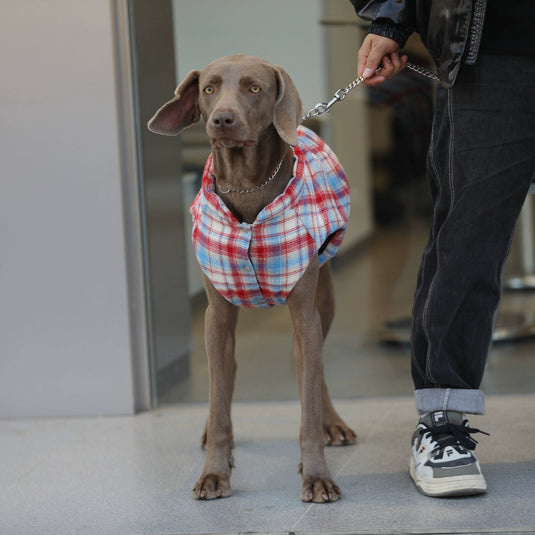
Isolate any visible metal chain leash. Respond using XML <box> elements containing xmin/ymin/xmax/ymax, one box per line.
<box><xmin>405</xmin><ymin>62</ymin><xmax>440</xmax><ymax>81</ymax></box>
<box><xmin>302</xmin><ymin>62</ymin><xmax>439</xmax><ymax>123</ymax></box>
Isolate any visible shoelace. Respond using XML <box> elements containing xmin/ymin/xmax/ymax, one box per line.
<box><xmin>425</xmin><ymin>421</ymin><xmax>490</xmax><ymax>453</ymax></box>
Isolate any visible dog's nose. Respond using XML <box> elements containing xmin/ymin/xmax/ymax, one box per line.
<box><xmin>211</xmin><ymin>110</ymin><xmax>236</xmax><ymax>129</ymax></box>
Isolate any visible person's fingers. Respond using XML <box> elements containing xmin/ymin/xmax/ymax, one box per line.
<box><xmin>357</xmin><ymin>34</ymin><xmax>375</xmax><ymax>79</ymax></box>
<box><xmin>382</xmin><ymin>55</ymin><xmax>395</xmax><ymax>77</ymax></box>
<box><xmin>389</xmin><ymin>52</ymin><xmax>401</xmax><ymax>73</ymax></box>
<box><xmin>365</xmin><ymin>53</ymin><xmax>409</xmax><ymax>86</ymax></box>
<box><xmin>363</xmin><ymin>46</ymin><xmax>389</xmax><ymax>79</ymax></box>
<box><xmin>357</xmin><ymin>34</ymin><xmax>401</xmax><ymax>86</ymax></box>
<box><xmin>366</xmin><ymin>54</ymin><xmax>395</xmax><ymax>86</ymax></box>
<box><xmin>389</xmin><ymin>52</ymin><xmax>408</xmax><ymax>76</ymax></box>
<box><xmin>358</xmin><ymin>34</ymin><xmax>398</xmax><ymax>76</ymax></box>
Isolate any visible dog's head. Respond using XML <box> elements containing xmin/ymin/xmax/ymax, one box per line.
<box><xmin>147</xmin><ymin>54</ymin><xmax>303</xmax><ymax>147</ymax></box>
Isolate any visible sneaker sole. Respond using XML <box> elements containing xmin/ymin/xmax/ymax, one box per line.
<box><xmin>409</xmin><ymin>457</ymin><xmax>487</xmax><ymax>497</ymax></box>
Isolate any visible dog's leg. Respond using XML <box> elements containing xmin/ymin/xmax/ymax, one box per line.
<box><xmin>288</xmin><ymin>256</ymin><xmax>341</xmax><ymax>503</ymax></box>
<box><xmin>316</xmin><ymin>261</ymin><xmax>336</xmax><ymax>338</ymax></box>
<box><xmin>193</xmin><ymin>276</ymin><xmax>238</xmax><ymax>500</ymax></box>
<box><xmin>316</xmin><ymin>262</ymin><xmax>357</xmax><ymax>447</ymax></box>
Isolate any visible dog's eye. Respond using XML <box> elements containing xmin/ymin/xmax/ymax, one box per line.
<box><xmin>250</xmin><ymin>85</ymin><xmax>261</xmax><ymax>94</ymax></box>
<box><xmin>203</xmin><ymin>86</ymin><xmax>215</xmax><ymax>95</ymax></box>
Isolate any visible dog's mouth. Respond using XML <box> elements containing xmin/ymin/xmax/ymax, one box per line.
<box><xmin>210</xmin><ymin>136</ymin><xmax>257</xmax><ymax>149</ymax></box>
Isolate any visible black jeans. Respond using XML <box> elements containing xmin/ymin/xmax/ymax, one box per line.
<box><xmin>411</xmin><ymin>55</ymin><xmax>535</xmax><ymax>415</ymax></box>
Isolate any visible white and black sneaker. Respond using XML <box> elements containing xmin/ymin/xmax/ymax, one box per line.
<box><xmin>409</xmin><ymin>410</ymin><xmax>489</xmax><ymax>497</ymax></box>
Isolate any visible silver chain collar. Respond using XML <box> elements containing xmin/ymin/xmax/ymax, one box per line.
<box><xmin>215</xmin><ymin>154</ymin><xmax>286</xmax><ymax>194</ymax></box>
<box><xmin>302</xmin><ymin>62</ymin><xmax>439</xmax><ymax>122</ymax></box>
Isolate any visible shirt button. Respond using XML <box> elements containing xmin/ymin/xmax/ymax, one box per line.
<box><xmin>244</xmin><ymin>265</ymin><xmax>253</xmax><ymax>273</ymax></box>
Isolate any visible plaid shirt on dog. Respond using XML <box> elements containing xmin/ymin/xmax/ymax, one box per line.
<box><xmin>190</xmin><ymin>126</ymin><xmax>350</xmax><ymax>308</ymax></box>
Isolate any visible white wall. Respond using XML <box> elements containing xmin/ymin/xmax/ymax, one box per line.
<box><xmin>0</xmin><ymin>1</ymin><xmax>136</xmax><ymax>417</ymax></box>
<box><xmin>172</xmin><ymin>0</ymin><xmax>326</xmax><ymax>113</ymax></box>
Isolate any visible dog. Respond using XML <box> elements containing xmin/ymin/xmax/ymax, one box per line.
<box><xmin>148</xmin><ymin>54</ymin><xmax>356</xmax><ymax>503</ymax></box>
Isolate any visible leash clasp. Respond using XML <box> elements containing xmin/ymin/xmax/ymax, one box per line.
<box><xmin>301</xmin><ymin>63</ymin><xmax>438</xmax><ymax>123</ymax></box>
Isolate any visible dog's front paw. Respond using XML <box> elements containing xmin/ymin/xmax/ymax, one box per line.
<box><xmin>193</xmin><ymin>473</ymin><xmax>232</xmax><ymax>500</ymax></box>
<box><xmin>298</xmin><ymin>464</ymin><xmax>341</xmax><ymax>503</ymax></box>
<box><xmin>300</xmin><ymin>476</ymin><xmax>341</xmax><ymax>503</ymax></box>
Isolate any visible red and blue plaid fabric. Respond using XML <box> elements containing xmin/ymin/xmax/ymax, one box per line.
<box><xmin>190</xmin><ymin>126</ymin><xmax>350</xmax><ymax>308</ymax></box>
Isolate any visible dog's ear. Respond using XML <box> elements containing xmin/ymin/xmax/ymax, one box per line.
<box><xmin>147</xmin><ymin>70</ymin><xmax>201</xmax><ymax>135</ymax></box>
<box><xmin>272</xmin><ymin>65</ymin><xmax>303</xmax><ymax>146</ymax></box>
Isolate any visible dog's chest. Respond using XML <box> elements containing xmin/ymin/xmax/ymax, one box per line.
<box><xmin>216</xmin><ymin>181</ymin><xmax>288</xmax><ymax>225</ymax></box>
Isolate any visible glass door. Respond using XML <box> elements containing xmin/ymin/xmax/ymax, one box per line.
<box><xmin>128</xmin><ymin>0</ymin><xmax>192</xmax><ymax>406</ymax></box>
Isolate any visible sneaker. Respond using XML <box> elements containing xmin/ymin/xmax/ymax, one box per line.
<box><xmin>409</xmin><ymin>410</ymin><xmax>489</xmax><ymax>497</ymax></box>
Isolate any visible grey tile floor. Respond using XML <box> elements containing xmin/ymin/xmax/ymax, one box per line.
<box><xmin>2</xmin><ymin>218</ymin><xmax>535</xmax><ymax>535</ymax></box>
<box><xmin>2</xmin><ymin>396</ymin><xmax>534</xmax><ymax>535</ymax></box>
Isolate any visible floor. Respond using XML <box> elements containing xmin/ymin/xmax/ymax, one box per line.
<box><xmin>2</xmin><ymin>217</ymin><xmax>535</xmax><ymax>535</ymax></box>
<box><xmin>2</xmin><ymin>396</ymin><xmax>535</xmax><ymax>535</ymax></box>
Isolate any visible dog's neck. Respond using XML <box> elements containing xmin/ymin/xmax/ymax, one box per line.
<box><xmin>210</xmin><ymin>127</ymin><xmax>295</xmax><ymax>224</ymax></box>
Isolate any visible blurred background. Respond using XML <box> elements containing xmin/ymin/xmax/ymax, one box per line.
<box><xmin>2</xmin><ymin>0</ymin><xmax>534</xmax><ymax>418</ymax></box>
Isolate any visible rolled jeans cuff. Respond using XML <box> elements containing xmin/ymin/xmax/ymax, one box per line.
<box><xmin>414</xmin><ymin>388</ymin><xmax>485</xmax><ymax>415</ymax></box>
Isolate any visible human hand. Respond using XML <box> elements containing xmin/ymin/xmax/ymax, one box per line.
<box><xmin>358</xmin><ymin>33</ymin><xmax>408</xmax><ymax>86</ymax></box>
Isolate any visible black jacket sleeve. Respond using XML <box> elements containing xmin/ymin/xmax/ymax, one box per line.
<box><xmin>348</xmin><ymin>0</ymin><xmax>416</xmax><ymax>48</ymax></box>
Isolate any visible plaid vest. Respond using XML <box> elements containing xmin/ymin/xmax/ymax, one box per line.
<box><xmin>190</xmin><ymin>126</ymin><xmax>350</xmax><ymax>308</ymax></box>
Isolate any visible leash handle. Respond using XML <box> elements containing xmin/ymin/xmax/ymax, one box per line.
<box><xmin>302</xmin><ymin>62</ymin><xmax>438</xmax><ymax>123</ymax></box>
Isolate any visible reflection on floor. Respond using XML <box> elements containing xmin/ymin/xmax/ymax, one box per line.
<box><xmin>162</xmin><ymin>216</ymin><xmax>535</xmax><ymax>404</ymax></box>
